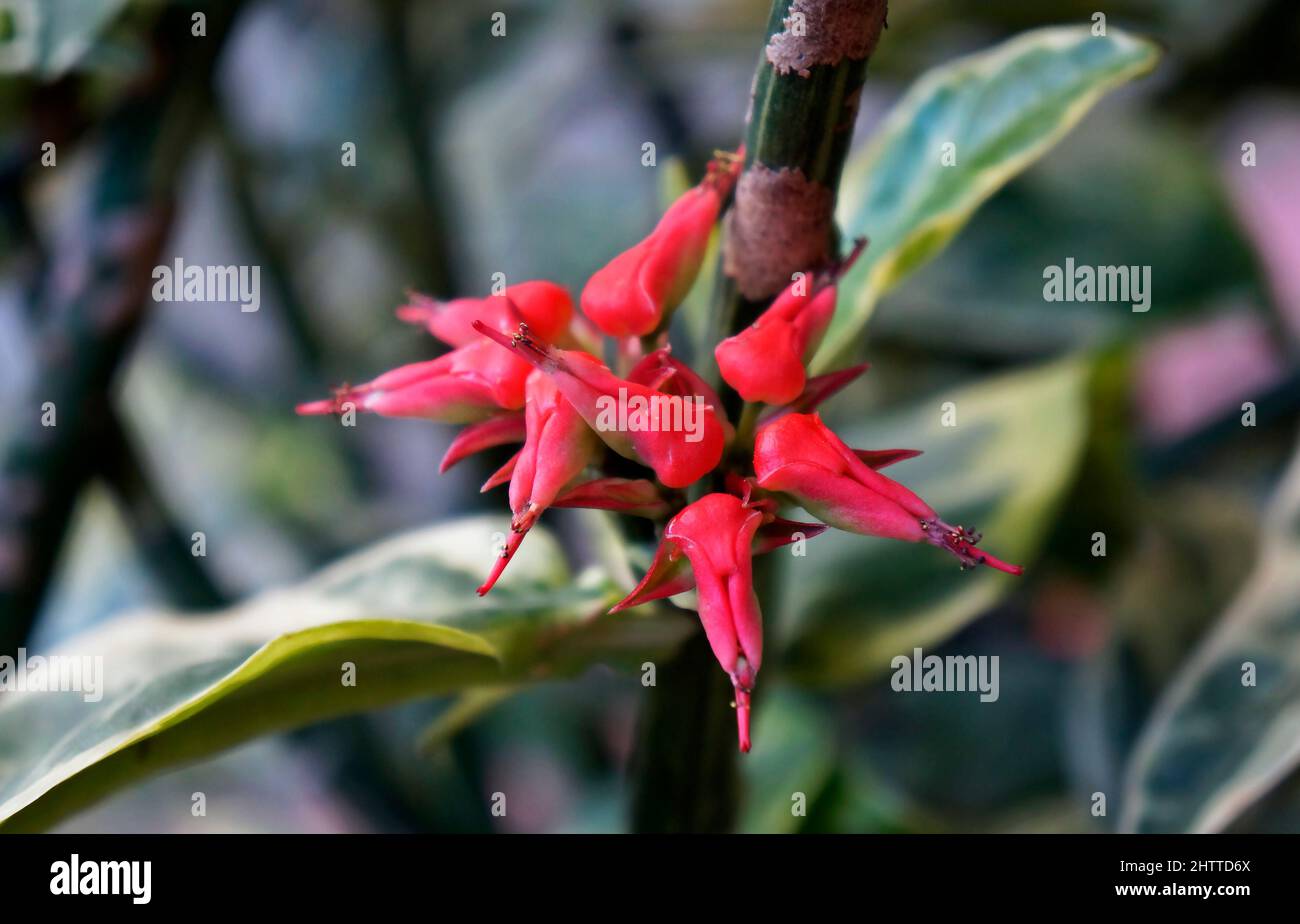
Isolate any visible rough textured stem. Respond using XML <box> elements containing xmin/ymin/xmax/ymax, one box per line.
<box><xmin>724</xmin><ymin>0</ymin><xmax>887</xmax><ymax>305</ymax></box>
<box><xmin>631</xmin><ymin>0</ymin><xmax>886</xmax><ymax>834</ymax></box>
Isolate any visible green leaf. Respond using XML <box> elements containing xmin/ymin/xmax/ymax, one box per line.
<box><xmin>1120</xmin><ymin>442</ymin><xmax>1300</xmax><ymax>833</ymax></box>
<box><xmin>415</xmin><ymin>685</ymin><xmax>521</xmax><ymax>756</ymax></box>
<box><xmin>0</xmin><ymin>0</ymin><xmax>129</xmax><ymax>77</ymax></box>
<box><xmin>812</xmin><ymin>26</ymin><xmax>1160</xmax><ymax>372</ymax></box>
<box><xmin>739</xmin><ymin>692</ymin><xmax>923</xmax><ymax>834</ymax></box>
<box><xmin>0</xmin><ymin>516</ymin><xmax>688</xmax><ymax>831</ymax></box>
<box><xmin>739</xmin><ymin>689</ymin><xmax>837</xmax><ymax>833</ymax></box>
<box><xmin>859</xmin><ymin>118</ymin><xmax>1264</xmax><ymax>358</ymax></box>
<box><xmin>780</xmin><ymin>357</ymin><xmax>1090</xmax><ymax>685</ymax></box>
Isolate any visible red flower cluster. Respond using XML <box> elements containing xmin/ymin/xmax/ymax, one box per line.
<box><xmin>299</xmin><ymin>150</ymin><xmax>1021</xmax><ymax>753</ymax></box>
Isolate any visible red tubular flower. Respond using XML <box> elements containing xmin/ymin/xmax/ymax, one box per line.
<box><xmin>613</xmin><ymin>494</ymin><xmax>764</xmax><ymax>752</ymax></box>
<box><xmin>294</xmin><ymin>124</ymin><xmax>1033</xmax><ymax>764</ymax></box>
<box><xmin>610</xmin><ymin>506</ymin><xmax>824</xmax><ymax>616</ymax></box>
<box><xmin>478</xmin><ymin>370</ymin><xmax>602</xmax><ymax>595</ymax></box>
<box><xmin>472</xmin><ymin>321</ymin><xmax>723</xmax><ymax>488</ymax></box>
<box><xmin>715</xmin><ymin>239</ymin><xmax>866</xmax><ymax>405</ymax></box>
<box><xmin>396</xmin><ymin>280</ymin><xmax>574</xmax><ymax>347</ymax></box>
<box><xmin>628</xmin><ymin>346</ymin><xmax>733</xmax><ymax>440</ymax></box>
<box><xmin>296</xmin><ymin>338</ymin><xmax>530</xmax><ymax>423</ymax></box>
<box><xmin>715</xmin><ymin>286</ymin><xmax>834</xmax><ymax>405</ymax></box>
<box><xmin>753</xmin><ymin>413</ymin><xmax>1023</xmax><ymax>574</ymax></box>
<box><xmin>580</xmin><ymin>151</ymin><xmax>741</xmax><ymax>337</ymax></box>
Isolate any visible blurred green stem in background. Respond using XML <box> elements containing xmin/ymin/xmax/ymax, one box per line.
<box><xmin>630</xmin><ymin>0</ymin><xmax>886</xmax><ymax>833</ymax></box>
<box><xmin>214</xmin><ymin>120</ymin><xmax>330</xmax><ymax>380</ymax></box>
<box><xmin>213</xmin><ymin>114</ymin><xmax>374</xmax><ymax>495</ymax></box>
<box><xmin>629</xmin><ymin>631</ymin><xmax>742</xmax><ymax>833</ymax></box>
<box><xmin>379</xmin><ymin>0</ymin><xmax>458</xmax><ymax>297</ymax></box>
<box><xmin>0</xmin><ymin>4</ymin><xmax>244</xmax><ymax>652</ymax></box>
<box><xmin>100</xmin><ymin>408</ymin><xmax>225</xmax><ymax>610</ymax></box>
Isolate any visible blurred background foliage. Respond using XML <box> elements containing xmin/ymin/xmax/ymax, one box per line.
<box><xmin>1</xmin><ymin>0</ymin><xmax>1298</xmax><ymax>832</ymax></box>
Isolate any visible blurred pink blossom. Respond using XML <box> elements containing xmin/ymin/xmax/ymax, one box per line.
<box><xmin>1135</xmin><ymin>311</ymin><xmax>1286</xmax><ymax>442</ymax></box>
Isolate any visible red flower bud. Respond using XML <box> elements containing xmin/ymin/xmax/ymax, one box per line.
<box><xmin>715</xmin><ymin>240</ymin><xmax>865</xmax><ymax>405</ymax></box>
<box><xmin>473</xmin><ymin>322</ymin><xmax>724</xmax><ymax>488</ymax></box>
<box><xmin>612</xmin><ymin>494</ymin><xmax>764</xmax><ymax>751</ymax></box>
<box><xmin>753</xmin><ymin>413</ymin><xmax>1023</xmax><ymax>574</ymax></box>
<box><xmin>716</xmin><ymin>287</ymin><xmax>834</xmax><ymax>405</ymax></box>
<box><xmin>397</xmin><ymin>280</ymin><xmax>574</xmax><ymax>347</ymax></box>
<box><xmin>295</xmin><ymin>338</ymin><xmax>529</xmax><ymax>423</ymax></box>
<box><xmin>609</xmin><ymin>468</ymin><xmax>823</xmax><ymax>610</ymax></box>
<box><xmin>478</xmin><ymin>370</ymin><xmax>602</xmax><ymax>595</ymax></box>
<box><xmin>628</xmin><ymin>346</ymin><xmax>732</xmax><ymax>439</ymax></box>
<box><xmin>581</xmin><ymin>152</ymin><xmax>741</xmax><ymax>337</ymax></box>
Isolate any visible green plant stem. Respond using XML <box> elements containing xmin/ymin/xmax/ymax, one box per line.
<box><xmin>722</xmin><ymin>0</ymin><xmax>886</xmax><ymax>328</ymax></box>
<box><xmin>629</xmin><ymin>631</ymin><xmax>741</xmax><ymax>833</ymax></box>
<box><xmin>214</xmin><ymin>120</ymin><xmax>329</xmax><ymax>377</ymax></box>
<box><xmin>733</xmin><ymin>402</ymin><xmax>762</xmax><ymax>454</ymax></box>
<box><xmin>743</xmin><ymin>3</ymin><xmax>875</xmax><ymax>189</ymax></box>
<box><xmin>630</xmin><ymin>0</ymin><xmax>887</xmax><ymax>833</ymax></box>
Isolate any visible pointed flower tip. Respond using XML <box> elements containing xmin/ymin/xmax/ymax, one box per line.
<box><xmin>479</xmin><ymin>449</ymin><xmax>519</xmax><ymax>492</ymax></box>
<box><xmin>395</xmin><ymin>304</ymin><xmax>431</xmax><ymax>325</ymax></box>
<box><xmin>608</xmin><ymin>537</ymin><xmax>694</xmax><ymax>614</ymax></box>
<box><xmin>853</xmin><ymin>447</ymin><xmax>924</xmax><ymax>470</ymax></box>
<box><xmin>441</xmin><ymin>418</ymin><xmax>522</xmax><ymax>473</ymax></box>
<box><xmin>925</xmin><ymin>520</ymin><xmax>1024</xmax><ymax>576</ymax></box>
<box><xmin>296</xmin><ymin>386</ymin><xmax>355</xmax><ymax>416</ymax></box>
<box><xmin>833</xmin><ymin>236</ymin><xmax>869</xmax><ymax>278</ymax></box>
<box><xmin>734</xmin><ymin>686</ymin><xmax>752</xmax><ymax>753</ymax></box>
<box><xmin>295</xmin><ymin>399</ymin><xmax>334</xmax><ymax>416</ymax></box>
<box><xmin>477</xmin><ymin>529</ymin><xmax>528</xmax><ymax>596</ymax></box>
<box><xmin>476</xmin><ymin>560</ymin><xmax>505</xmax><ymax>595</ymax></box>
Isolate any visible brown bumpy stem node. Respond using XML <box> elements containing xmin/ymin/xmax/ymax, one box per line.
<box><xmin>724</xmin><ymin>0</ymin><xmax>888</xmax><ymax>303</ymax></box>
